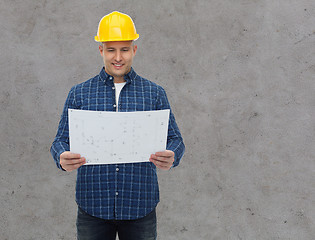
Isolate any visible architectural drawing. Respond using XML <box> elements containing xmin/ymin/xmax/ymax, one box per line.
<box><xmin>68</xmin><ymin>109</ymin><xmax>170</xmax><ymax>165</ymax></box>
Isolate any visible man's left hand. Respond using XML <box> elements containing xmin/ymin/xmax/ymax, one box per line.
<box><xmin>149</xmin><ymin>150</ymin><xmax>175</xmax><ymax>170</ymax></box>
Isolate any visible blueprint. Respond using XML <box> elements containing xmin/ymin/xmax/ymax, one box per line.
<box><xmin>68</xmin><ymin>109</ymin><xmax>170</xmax><ymax>165</ymax></box>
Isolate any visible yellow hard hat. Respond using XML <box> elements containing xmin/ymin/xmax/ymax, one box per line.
<box><xmin>95</xmin><ymin>11</ymin><xmax>139</xmax><ymax>42</ymax></box>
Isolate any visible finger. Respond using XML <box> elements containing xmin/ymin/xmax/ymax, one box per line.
<box><xmin>61</xmin><ymin>158</ymin><xmax>86</xmax><ymax>172</ymax></box>
<box><xmin>155</xmin><ymin>151</ymin><xmax>174</xmax><ymax>157</ymax></box>
<box><xmin>62</xmin><ymin>158</ymin><xmax>85</xmax><ymax>165</ymax></box>
<box><xmin>60</xmin><ymin>158</ymin><xmax>85</xmax><ymax>170</ymax></box>
<box><xmin>63</xmin><ymin>153</ymin><xmax>81</xmax><ymax>159</ymax></box>
<box><xmin>150</xmin><ymin>154</ymin><xmax>173</xmax><ymax>163</ymax></box>
<box><xmin>150</xmin><ymin>156</ymin><xmax>173</xmax><ymax>165</ymax></box>
<box><xmin>64</xmin><ymin>163</ymin><xmax>85</xmax><ymax>172</ymax></box>
<box><xmin>150</xmin><ymin>159</ymin><xmax>171</xmax><ymax>170</ymax></box>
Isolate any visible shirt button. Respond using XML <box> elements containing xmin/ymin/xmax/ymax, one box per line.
<box><xmin>116</xmin><ymin>168</ymin><xmax>119</xmax><ymax>172</ymax></box>
<box><xmin>113</xmin><ymin>104</ymin><xmax>116</xmax><ymax>108</ymax></box>
<box><xmin>116</xmin><ymin>192</ymin><xmax>119</xmax><ymax>196</ymax></box>
<box><xmin>109</xmin><ymin>77</ymin><xmax>113</xmax><ymax>80</ymax></box>
<box><xmin>112</xmin><ymin>87</ymin><xmax>115</xmax><ymax>90</ymax></box>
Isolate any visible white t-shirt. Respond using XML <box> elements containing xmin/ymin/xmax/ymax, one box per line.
<box><xmin>114</xmin><ymin>82</ymin><xmax>126</xmax><ymax>112</ymax></box>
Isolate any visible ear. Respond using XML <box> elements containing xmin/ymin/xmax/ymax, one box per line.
<box><xmin>99</xmin><ymin>44</ymin><xmax>104</xmax><ymax>57</ymax></box>
<box><xmin>133</xmin><ymin>44</ymin><xmax>138</xmax><ymax>56</ymax></box>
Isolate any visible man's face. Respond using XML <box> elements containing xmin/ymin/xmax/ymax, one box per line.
<box><xmin>99</xmin><ymin>41</ymin><xmax>137</xmax><ymax>83</ymax></box>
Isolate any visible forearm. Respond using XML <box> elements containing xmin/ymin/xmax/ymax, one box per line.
<box><xmin>167</xmin><ymin>139</ymin><xmax>185</xmax><ymax>167</ymax></box>
<box><xmin>51</xmin><ymin>86</ymin><xmax>77</xmax><ymax>170</ymax></box>
<box><xmin>166</xmin><ymin>110</ymin><xmax>185</xmax><ymax>167</ymax></box>
<box><xmin>51</xmin><ymin>140</ymin><xmax>70</xmax><ymax>170</ymax></box>
<box><xmin>157</xmin><ymin>86</ymin><xmax>185</xmax><ymax>167</ymax></box>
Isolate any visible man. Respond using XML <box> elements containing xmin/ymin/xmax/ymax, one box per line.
<box><xmin>51</xmin><ymin>11</ymin><xmax>185</xmax><ymax>240</ymax></box>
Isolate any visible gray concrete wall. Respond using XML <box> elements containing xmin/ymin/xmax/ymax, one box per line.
<box><xmin>1</xmin><ymin>0</ymin><xmax>314</xmax><ymax>239</ymax></box>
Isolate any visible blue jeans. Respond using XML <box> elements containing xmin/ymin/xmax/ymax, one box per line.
<box><xmin>76</xmin><ymin>207</ymin><xmax>157</xmax><ymax>240</ymax></box>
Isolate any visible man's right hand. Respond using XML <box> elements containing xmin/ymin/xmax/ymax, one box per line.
<box><xmin>60</xmin><ymin>151</ymin><xmax>86</xmax><ymax>172</ymax></box>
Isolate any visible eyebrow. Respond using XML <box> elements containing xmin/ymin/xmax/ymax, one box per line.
<box><xmin>106</xmin><ymin>47</ymin><xmax>130</xmax><ymax>50</ymax></box>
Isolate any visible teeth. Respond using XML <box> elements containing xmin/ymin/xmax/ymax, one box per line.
<box><xmin>114</xmin><ymin>64</ymin><xmax>122</xmax><ymax>67</ymax></box>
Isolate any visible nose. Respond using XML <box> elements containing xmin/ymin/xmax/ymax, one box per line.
<box><xmin>114</xmin><ymin>51</ymin><xmax>122</xmax><ymax>62</ymax></box>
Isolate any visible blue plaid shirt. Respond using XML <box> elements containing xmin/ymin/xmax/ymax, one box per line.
<box><xmin>50</xmin><ymin>67</ymin><xmax>185</xmax><ymax>220</ymax></box>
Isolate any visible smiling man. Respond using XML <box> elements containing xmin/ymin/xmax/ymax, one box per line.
<box><xmin>51</xmin><ymin>11</ymin><xmax>185</xmax><ymax>240</ymax></box>
<box><xmin>99</xmin><ymin>41</ymin><xmax>137</xmax><ymax>83</ymax></box>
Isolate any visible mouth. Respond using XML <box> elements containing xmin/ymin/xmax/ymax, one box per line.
<box><xmin>113</xmin><ymin>63</ymin><xmax>123</xmax><ymax>69</ymax></box>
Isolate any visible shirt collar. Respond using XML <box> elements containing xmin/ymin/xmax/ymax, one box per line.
<box><xmin>99</xmin><ymin>67</ymin><xmax>137</xmax><ymax>85</ymax></box>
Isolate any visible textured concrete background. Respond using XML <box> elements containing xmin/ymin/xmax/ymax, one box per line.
<box><xmin>1</xmin><ymin>0</ymin><xmax>314</xmax><ymax>239</ymax></box>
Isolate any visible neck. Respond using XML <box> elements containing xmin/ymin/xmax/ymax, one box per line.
<box><xmin>114</xmin><ymin>77</ymin><xmax>126</xmax><ymax>83</ymax></box>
